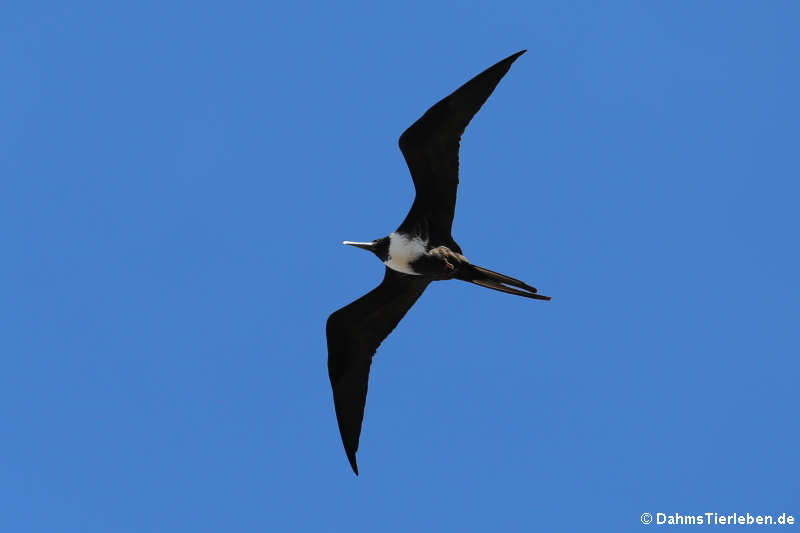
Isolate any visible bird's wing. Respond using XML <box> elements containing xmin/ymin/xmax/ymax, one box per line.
<box><xmin>326</xmin><ymin>267</ymin><xmax>430</xmax><ymax>475</ymax></box>
<box><xmin>397</xmin><ymin>50</ymin><xmax>526</xmax><ymax>248</ymax></box>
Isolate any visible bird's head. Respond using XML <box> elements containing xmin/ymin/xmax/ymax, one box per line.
<box><xmin>343</xmin><ymin>236</ymin><xmax>390</xmax><ymax>262</ymax></box>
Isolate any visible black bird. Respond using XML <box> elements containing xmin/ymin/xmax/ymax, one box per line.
<box><xmin>327</xmin><ymin>50</ymin><xmax>550</xmax><ymax>475</ymax></box>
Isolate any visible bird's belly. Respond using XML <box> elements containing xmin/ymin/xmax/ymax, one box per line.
<box><xmin>384</xmin><ymin>257</ymin><xmax>421</xmax><ymax>275</ymax></box>
<box><xmin>384</xmin><ymin>232</ymin><xmax>426</xmax><ymax>275</ymax></box>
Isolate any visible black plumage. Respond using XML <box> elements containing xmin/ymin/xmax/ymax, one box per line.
<box><xmin>327</xmin><ymin>50</ymin><xmax>550</xmax><ymax>475</ymax></box>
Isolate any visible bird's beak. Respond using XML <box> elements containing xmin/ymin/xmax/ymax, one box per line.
<box><xmin>342</xmin><ymin>241</ymin><xmax>375</xmax><ymax>251</ymax></box>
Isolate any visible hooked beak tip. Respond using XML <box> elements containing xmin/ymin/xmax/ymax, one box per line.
<box><xmin>342</xmin><ymin>240</ymin><xmax>374</xmax><ymax>251</ymax></box>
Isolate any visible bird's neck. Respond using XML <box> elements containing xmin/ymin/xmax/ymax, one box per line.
<box><xmin>384</xmin><ymin>232</ymin><xmax>427</xmax><ymax>275</ymax></box>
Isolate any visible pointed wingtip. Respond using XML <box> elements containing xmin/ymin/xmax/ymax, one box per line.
<box><xmin>347</xmin><ymin>452</ymin><xmax>359</xmax><ymax>476</ymax></box>
<box><xmin>499</xmin><ymin>50</ymin><xmax>526</xmax><ymax>68</ymax></box>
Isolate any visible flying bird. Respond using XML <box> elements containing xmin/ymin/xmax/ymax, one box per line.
<box><xmin>327</xmin><ymin>50</ymin><xmax>550</xmax><ymax>475</ymax></box>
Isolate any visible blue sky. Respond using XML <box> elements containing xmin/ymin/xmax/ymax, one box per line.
<box><xmin>2</xmin><ymin>1</ymin><xmax>798</xmax><ymax>531</ymax></box>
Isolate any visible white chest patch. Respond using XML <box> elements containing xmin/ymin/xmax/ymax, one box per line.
<box><xmin>384</xmin><ymin>232</ymin><xmax>427</xmax><ymax>275</ymax></box>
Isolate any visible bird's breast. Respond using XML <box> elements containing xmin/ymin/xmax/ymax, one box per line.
<box><xmin>384</xmin><ymin>232</ymin><xmax>426</xmax><ymax>275</ymax></box>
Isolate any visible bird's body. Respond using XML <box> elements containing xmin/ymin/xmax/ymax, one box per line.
<box><xmin>385</xmin><ymin>232</ymin><xmax>430</xmax><ymax>276</ymax></box>
<box><xmin>328</xmin><ymin>50</ymin><xmax>550</xmax><ymax>475</ymax></box>
<box><xmin>347</xmin><ymin>232</ymin><xmax>467</xmax><ymax>277</ymax></box>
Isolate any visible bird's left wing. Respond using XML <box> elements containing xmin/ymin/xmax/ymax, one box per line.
<box><xmin>397</xmin><ymin>50</ymin><xmax>526</xmax><ymax>247</ymax></box>
<box><xmin>326</xmin><ymin>267</ymin><xmax>430</xmax><ymax>475</ymax></box>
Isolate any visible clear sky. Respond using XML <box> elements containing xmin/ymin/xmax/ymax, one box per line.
<box><xmin>2</xmin><ymin>1</ymin><xmax>798</xmax><ymax>532</ymax></box>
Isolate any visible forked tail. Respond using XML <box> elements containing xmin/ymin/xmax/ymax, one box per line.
<box><xmin>458</xmin><ymin>264</ymin><xmax>551</xmax><ymax>300</ymax></box>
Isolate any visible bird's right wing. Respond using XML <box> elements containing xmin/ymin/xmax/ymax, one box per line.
<box><xmin>397</xmin><ymin>50</ymin><xmax>526</xmax><ymax>247</ymax></box>
<box><xmin>326</xmin><ymin>267</ymin><xmax>430</xmax><ymax>475</ymax></box>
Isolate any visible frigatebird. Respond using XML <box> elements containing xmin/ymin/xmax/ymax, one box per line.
<box><xmin>327</xmin><ymin>50</ymin><xmax>550</xmax><ymax>475</ymax></box>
